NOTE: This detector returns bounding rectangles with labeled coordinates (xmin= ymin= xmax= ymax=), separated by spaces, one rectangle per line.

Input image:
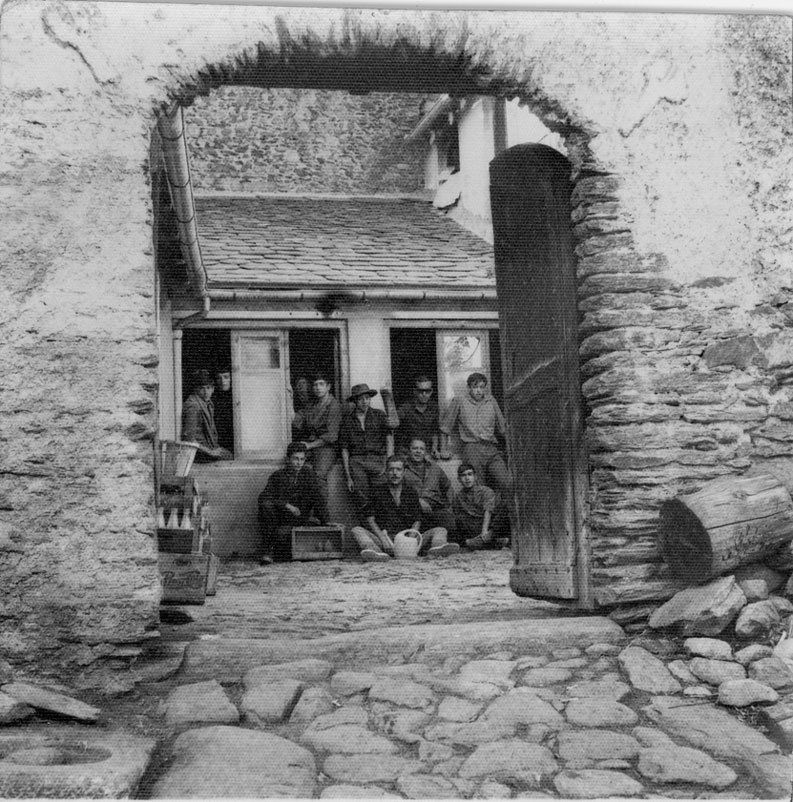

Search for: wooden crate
xmin=157 ymin=527 xmax=202 ymax=554
xmin=159 ymin=553 xmax=208 ymax=604
xmin=291 ymin=525 xmax=344 ymax=561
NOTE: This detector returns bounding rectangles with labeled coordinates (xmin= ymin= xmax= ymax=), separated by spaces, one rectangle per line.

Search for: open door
xmin=232 ymin=331 xmax=289 ymax=461
xmin=490 ymin=144 xmax=590 ymax=605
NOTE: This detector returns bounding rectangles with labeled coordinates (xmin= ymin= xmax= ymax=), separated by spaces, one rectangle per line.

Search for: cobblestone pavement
xmin=137 ymin=554 xmax=793 ymax=799
xmin=142 ymin=640 xmax=792 ymax=799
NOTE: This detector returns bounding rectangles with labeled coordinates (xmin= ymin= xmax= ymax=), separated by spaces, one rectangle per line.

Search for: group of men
xmin=182 ymin=367 xmax=512 ymax=565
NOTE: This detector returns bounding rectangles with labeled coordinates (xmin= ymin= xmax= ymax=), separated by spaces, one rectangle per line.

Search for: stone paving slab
xmin=1 ymin=682 xmax=100 ymax=723
xmin=151 ymin=726 xmax=316 ymax=798
xmin=0 ymin=725 xmax=156 ymax=798
xmin=181 ymin=617 xmax=624 ymax=680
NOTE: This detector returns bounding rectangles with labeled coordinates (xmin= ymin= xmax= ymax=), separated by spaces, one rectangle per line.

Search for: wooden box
xmin=159 ymin=553 xmax=209 ymax=604
xmin=291 ymin=525 xmax=344 ymax=561
xmin=157 ymin=527 xmax=202 ymax=554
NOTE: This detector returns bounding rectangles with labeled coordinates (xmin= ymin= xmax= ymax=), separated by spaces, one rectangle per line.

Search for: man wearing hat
xmin=182 ymin=369 xmax=233 ymax=462
xmin=340 ymin=383 xmax=398 ymax=510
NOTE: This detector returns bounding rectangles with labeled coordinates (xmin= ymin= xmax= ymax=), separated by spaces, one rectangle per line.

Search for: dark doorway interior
xmin=289 ymin=329 xmax=340 ymax=400
xmin=182 ymin=329 xmax=232 ymax=397
xmin=390 ymin=328 xmax=439 ymax=409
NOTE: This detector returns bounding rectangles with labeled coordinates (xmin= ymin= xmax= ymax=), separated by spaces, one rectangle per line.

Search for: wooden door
xmin=490 ymin=144 xmax=589 ymax=604
xmin=232 ymin=331 xmax=289 ymax=461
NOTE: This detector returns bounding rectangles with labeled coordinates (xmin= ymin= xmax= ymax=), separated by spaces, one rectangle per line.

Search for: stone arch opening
xmin=150 ymin=17 xmax=603 ymax=610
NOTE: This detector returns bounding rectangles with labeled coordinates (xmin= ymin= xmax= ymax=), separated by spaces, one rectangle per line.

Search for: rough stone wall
xmin=567 ymin=15 xmax=793 ymax=606
xmin=0 ymin=3 xmax=791 ymax=669
xmin=185 ymin=87 xmax=427 ymax=194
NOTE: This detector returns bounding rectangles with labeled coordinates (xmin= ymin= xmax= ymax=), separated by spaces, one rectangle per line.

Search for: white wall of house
xmin=457 ymin=97 xmax=497 ymax=223
xmin=433 ymin=97 xmax=567 ymax=242
xmin=347 ymin=315 xmax=392 ymax=407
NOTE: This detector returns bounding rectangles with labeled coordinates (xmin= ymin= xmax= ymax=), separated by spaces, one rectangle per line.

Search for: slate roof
xmin=194 ymin=196 xmax=494 ymax=290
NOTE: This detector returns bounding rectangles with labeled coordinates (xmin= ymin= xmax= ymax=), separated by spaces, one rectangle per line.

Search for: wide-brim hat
xmin=347 ymin=383 xmax=378 ymax=402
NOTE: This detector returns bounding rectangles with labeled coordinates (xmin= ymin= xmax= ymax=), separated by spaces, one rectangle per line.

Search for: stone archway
xmin=2 ymin=4 xmax=790 ymax=671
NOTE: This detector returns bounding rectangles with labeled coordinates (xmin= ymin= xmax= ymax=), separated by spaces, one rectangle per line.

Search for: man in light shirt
xmin=440 ymin=372 xmax=513 ymax=503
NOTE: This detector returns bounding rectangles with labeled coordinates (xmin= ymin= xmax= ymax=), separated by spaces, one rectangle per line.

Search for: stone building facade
xmin=185 ymin=87 xmax=427 ymax=195
xmin=1 ymin=3 xmax=791 ymax=672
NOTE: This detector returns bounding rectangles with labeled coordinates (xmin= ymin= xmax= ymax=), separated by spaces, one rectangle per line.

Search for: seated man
xmin=452 ymin=463 xmax=511 ymax=550
xmin=257 ymin=441 xmax=328 ymax=565
xmin=351 ymin=454 xmax=460 ymax=562
xmin=402 ymin=437 xmax=456 ymax=538
xmin=340 ymin=383 xmax=397 ymax=511
xmin=292 ymin=372 xmax=342 ymax=502
xmin=182 ymin=369 xmax=233 ymax=462
xmin=396 ymin=375 xmax=440 ymax=458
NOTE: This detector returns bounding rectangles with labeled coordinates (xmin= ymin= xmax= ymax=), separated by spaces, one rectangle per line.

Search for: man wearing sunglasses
xmin=395 ymin=375 xmax=440 ymax=459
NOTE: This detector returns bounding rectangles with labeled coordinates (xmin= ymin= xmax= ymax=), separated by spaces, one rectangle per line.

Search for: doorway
xmin=289 ymin=329 xmax=341 ymax=403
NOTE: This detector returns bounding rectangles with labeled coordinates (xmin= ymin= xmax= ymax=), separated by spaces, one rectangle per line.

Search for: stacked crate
xmin=157 ymin=473 xmax=219 ymax=604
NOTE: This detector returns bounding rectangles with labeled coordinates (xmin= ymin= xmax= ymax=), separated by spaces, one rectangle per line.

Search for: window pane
xmin=240 ymin=336 xmax=280 ymax=370
xmin=438 ymin=333 xmax=488 ymax=406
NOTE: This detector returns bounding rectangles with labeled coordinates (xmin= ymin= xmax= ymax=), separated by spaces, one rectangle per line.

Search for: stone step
xmin=180 ymin=616 xmax=625 ymax=681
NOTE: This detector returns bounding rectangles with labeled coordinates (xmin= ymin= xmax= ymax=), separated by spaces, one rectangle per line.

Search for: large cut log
xmin=659 ymin=473 xmax=793 ymax=584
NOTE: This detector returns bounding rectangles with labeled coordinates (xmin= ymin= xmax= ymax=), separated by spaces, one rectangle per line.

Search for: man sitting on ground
xmin=402 ymin=438 xmax=456 ymax=538
xmin=351 ymin=455 xmax=460 ymax=562
xmin=257 ymin=441 xmax=328 ymax=565
xmin=452 ymin=463 xmax=511 ymax=550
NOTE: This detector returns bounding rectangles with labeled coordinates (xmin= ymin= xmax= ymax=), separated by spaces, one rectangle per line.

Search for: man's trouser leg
xmin=423 ymin=508 xmax=458 ymax=543
xmin=349 ymin=455 xmax=385 ymax=511
xmin=491 ymin=502 xmax=512 ymax=541
xmin=485 ymin=451 xmax=514 ymax=502
xmin=420 ymin=526 xmax=460 ymax=557
xmin=257 ymin=497 xmax=279 ymax=561
xmin=454 ymin=512 xmax=495 ymax=549
xmin=455 ymin=514 xmax=482 ymax=540
xmin=461 ymin=443 xmax=493 ymax=489
xmin=310 ymin=445 xmax=337 ymax=503
xmin=350 ymin=526 xmax=393 ymax=556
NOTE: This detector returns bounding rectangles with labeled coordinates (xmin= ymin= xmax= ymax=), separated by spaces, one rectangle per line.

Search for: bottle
xmin=166 ymin=508 xmax=179 ymax=529
xmin=156 ymin=507 xmax=166 ymax=529
xmin=181 ymin=510 xmax=192 ymax=530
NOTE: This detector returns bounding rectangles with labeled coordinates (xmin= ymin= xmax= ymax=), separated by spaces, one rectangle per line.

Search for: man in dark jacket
xmin=350 ymin=455 xmax=460 ymax=562
xmin=182 ymin=369 xmax=233 ymax=462
xmin=257 ymin=441 xmax=328 ymax=564
xmin=292 ymin=373 xmax=342 ymax=502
